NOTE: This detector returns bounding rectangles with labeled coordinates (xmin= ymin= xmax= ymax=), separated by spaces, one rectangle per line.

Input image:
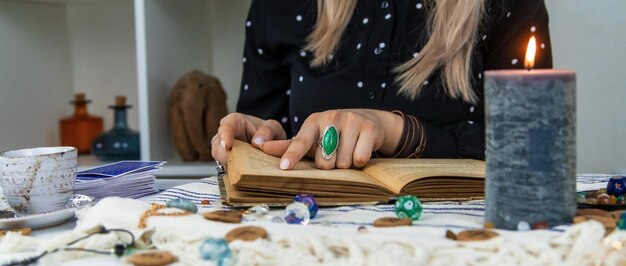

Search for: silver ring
xmin=211 ymin=135 xmax=219 ymax=145
xmin=215 ymin=160 xmax=225 ymax=176
xmin=318 ymin=124 xmax=339 ymax=160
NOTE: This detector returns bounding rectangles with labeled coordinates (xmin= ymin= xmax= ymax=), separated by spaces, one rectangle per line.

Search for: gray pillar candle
xmin=484 ymin=69 xmax=576 ymax=230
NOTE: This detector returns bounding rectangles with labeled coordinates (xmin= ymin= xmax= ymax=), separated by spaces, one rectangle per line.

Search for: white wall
xmin=207 ymin=0 xmax=250 ymax=113
xmin=142 ymin=0 xmax=212 ymax=161
xmin=66 ymin=0 xmax=138 ymax=131
xmin=0 ymin=2 xmax=72 ymax=150
xmin=546 ymin=1 xmax=626 ymax=173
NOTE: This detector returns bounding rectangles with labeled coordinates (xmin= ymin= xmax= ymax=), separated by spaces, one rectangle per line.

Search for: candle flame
xmin=524 ymin=36 xmax=537 ymax=70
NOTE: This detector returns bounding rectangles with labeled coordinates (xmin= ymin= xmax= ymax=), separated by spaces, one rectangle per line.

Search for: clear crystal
xmin=284 ymin=202 xmax=310 ymax=225
xmin=517 ymin=221 xmax=531 ymax=231
xmin=65 ymin=194 xmax=96 ymax=209
xmin=245 ymin=204 xmax=270 ymax=218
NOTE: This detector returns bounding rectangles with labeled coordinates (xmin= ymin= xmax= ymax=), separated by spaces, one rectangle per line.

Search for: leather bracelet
xmin=406 ymin=114 xmax=427 ymax=158
xmin=384 ymin=110 xmax=427 ymax=158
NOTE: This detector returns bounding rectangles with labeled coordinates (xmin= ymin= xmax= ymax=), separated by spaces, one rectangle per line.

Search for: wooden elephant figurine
xmin=168 ymin=71 xmax=228 ymax=161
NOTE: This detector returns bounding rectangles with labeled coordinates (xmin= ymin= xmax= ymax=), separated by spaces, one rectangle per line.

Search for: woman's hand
xmin=211 ymin=113 xmax=287 ymax=167
xmin=260 ymin=109 xmax=403 ymax=170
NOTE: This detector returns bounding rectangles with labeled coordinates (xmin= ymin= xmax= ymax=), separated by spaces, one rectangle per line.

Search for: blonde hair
xmin=305 ymin=0 xmax=485 ymax=104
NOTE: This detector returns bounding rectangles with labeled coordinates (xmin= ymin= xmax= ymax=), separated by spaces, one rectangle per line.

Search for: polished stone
xmin=284 ymin=202 xmax=311 ymax=225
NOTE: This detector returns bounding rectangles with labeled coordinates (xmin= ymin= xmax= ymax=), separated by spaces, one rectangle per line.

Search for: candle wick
xmin=526 ymin=68 xmax=532 ymax=72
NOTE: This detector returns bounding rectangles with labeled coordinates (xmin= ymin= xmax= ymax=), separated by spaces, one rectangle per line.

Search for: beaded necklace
xmin=138 ymin=203 xmax=192 ymax=229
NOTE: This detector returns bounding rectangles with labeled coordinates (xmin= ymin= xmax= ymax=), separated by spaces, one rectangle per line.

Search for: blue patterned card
xmin=77 ymin=161 xmax=165 ymax=180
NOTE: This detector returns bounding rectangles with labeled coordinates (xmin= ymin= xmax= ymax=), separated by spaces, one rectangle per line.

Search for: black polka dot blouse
xmin=236 ymin=0 xmax=553 ymax=160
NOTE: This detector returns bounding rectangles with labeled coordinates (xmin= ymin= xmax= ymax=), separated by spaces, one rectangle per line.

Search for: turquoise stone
xmin=619 ymin=213 xmax=626 ymax=230
xmin=576 ymin=192 xmax=586 ymax=203
xmin=394 ymin=195 xmax=423 ymax=221
xmin=166 ymin=198 xmax=198 ymax=213
xmin=321 ymin=125 xmax=338 ymax=158
xmin=199 ymin=238 xmax=231 ymax=266
xmin=618 ymin=195 xmax=626 ymax=204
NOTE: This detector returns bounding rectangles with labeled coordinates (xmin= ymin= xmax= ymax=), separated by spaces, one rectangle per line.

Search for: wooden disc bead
xmin=203 ymin=210 xmax=243 ymax=223
xmin=373 ymin=217 xmax=413 ymax=227
xmin=127 ymin=251 xmax=175 ymax=266
xmin=225 ymin=226 xmax=268 ymax=243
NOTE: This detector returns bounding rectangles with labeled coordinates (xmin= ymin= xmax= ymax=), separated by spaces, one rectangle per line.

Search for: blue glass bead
xmin=293 ymin=194 xmax=319 ymax=219
xmin=394 ymin=195 xmax=423 ymax=221
xmin=284 ymin=202 xmax=311 ymax=225
xmin=166 ymin=198 xmax=198 ymax=214
xmin=619 ymin=212 xmax=626 ymax=230
xmin=199 ymin=238 xmax=231 ymax=266
xmin=607 ymin=176 xmax=626 ymax=196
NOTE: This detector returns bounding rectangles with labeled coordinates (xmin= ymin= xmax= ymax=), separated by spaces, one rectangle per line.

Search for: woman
xmin=211 ymin=0 xmax=552 ymax=170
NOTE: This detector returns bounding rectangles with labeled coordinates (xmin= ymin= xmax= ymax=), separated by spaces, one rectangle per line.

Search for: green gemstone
xmin=322 ymin=125 xmax=338 ymax=158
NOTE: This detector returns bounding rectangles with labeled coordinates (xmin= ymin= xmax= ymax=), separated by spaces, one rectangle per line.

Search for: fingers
xmin=260 ymin=139 xmax=292 ymax=157
xmin=217 ymin=113 xmax=244 ymax=151
xmin=278 ymin=110 xmax=381 ymax=170
xmin=251 ymin=119 xmax=287 ymax=148
xmin=352 ymin=120 xmax=377 ymax=168
xmin=280 ymin=119 xmax=320 ymax=170
xmin=211 ymin=113 xmax=267 ymax=165
xmin=210 ymin=133 xmax=228 ymax=166
xmin=335 ymin=116 xmax=360 ymax=169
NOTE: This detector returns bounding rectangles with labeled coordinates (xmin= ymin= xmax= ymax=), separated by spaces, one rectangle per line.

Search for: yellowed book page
xmin=229 ymin=140 xmax=394 ymax=192
xmin=362 ymin=159 xmax=486 ymax=194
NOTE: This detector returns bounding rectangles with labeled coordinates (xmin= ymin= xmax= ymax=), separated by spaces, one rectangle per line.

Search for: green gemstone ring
xmin=319 ymin=124 xmax=339 ymax=160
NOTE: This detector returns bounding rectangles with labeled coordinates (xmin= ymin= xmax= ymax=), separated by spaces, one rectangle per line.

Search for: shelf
xmin=0 ymin=0 xmax=248 ymax=177
xmin=77 ymin=155 xmax=217 ymax=177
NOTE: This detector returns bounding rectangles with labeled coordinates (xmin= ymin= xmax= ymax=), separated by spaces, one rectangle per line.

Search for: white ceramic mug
xmin=0 ymin=147 xmax=77 ymax=214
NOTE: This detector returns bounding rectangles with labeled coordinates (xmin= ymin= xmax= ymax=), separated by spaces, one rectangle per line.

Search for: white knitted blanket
xmin=1 ymin=174 xmax=625 ymax=265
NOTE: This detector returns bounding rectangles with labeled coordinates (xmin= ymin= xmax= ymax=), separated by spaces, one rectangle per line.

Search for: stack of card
xmin=74 ymin=161 xmax=165 ymax=199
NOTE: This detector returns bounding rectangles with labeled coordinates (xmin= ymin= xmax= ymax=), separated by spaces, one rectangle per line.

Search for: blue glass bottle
xmin=92 ymin=96 xmax=140 ymax=161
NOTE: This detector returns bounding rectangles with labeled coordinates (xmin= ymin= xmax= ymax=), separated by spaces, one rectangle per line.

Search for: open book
xmin=221 ymin=140 xmax=485 ymax=206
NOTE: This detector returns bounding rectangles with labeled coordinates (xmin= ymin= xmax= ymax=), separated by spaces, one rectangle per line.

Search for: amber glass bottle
xmin=60 ymin=93 xmax=104 ymax=154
